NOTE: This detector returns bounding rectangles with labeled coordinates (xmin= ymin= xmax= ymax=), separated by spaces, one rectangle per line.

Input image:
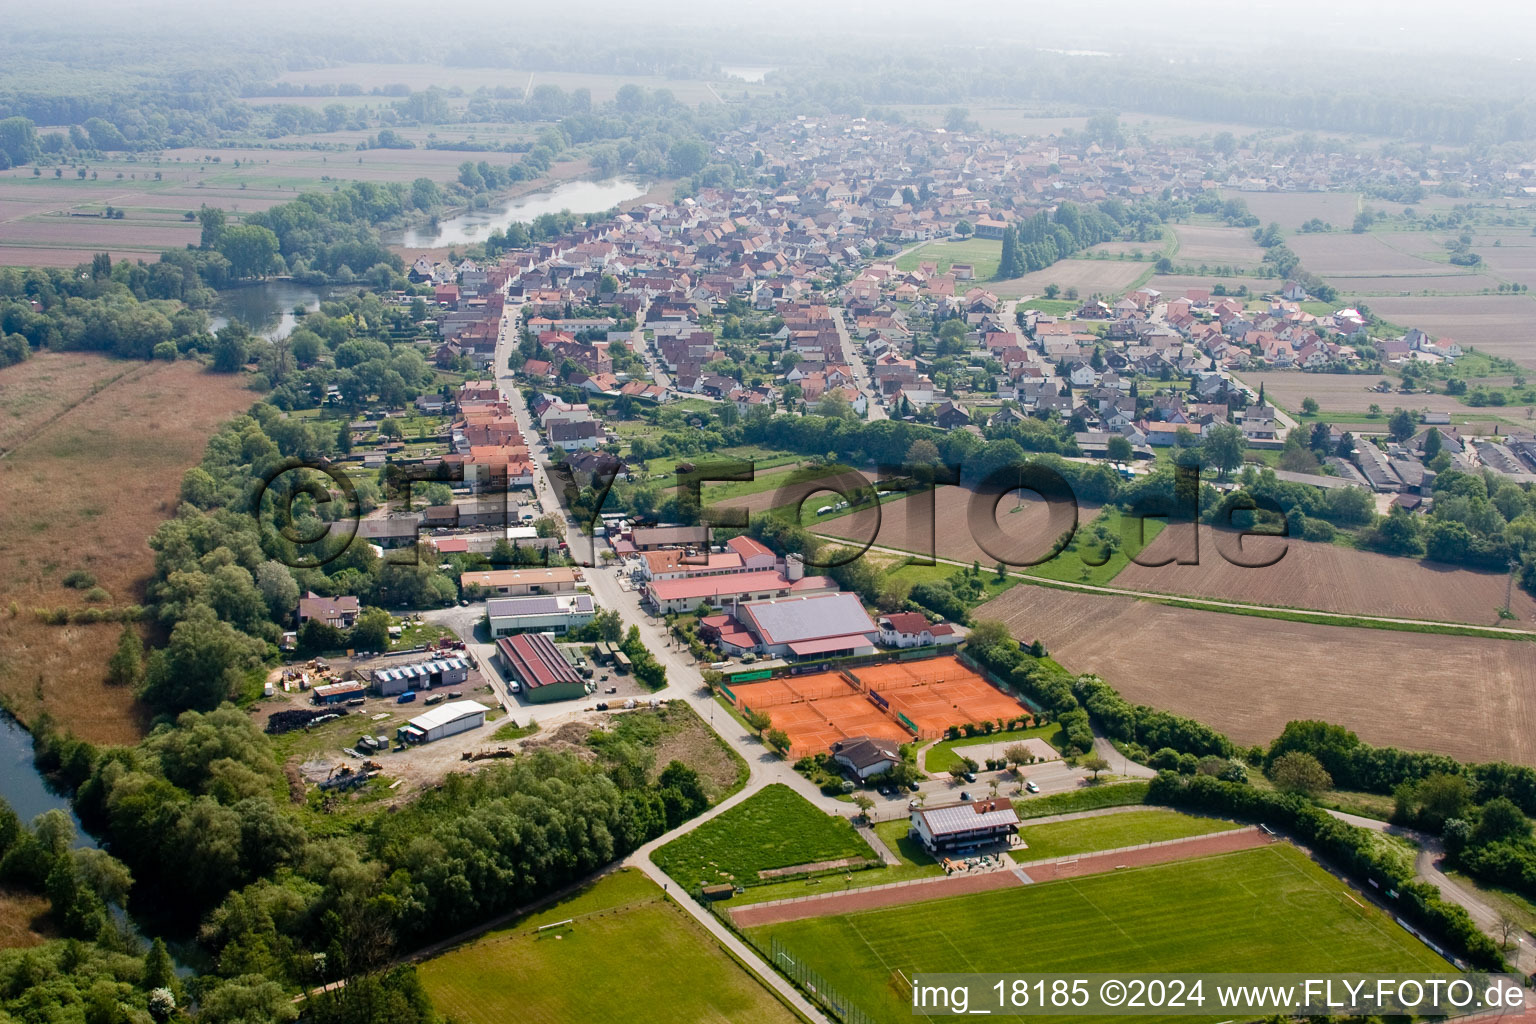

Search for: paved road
xmin=829 ymin=307 xmax=885 ymax=421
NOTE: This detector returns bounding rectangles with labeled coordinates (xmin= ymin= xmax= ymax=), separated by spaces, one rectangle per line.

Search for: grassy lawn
xmin=1022 ymin=506 xmax=1165 ymax=587
xmin=1018 ymin=298 xmax=1078 ymax=316
xmin=1011 ymin=809 xmax=1240 ymax=861
xmin=652 ymin=783 xmax=877 ymax=887
xmin=923 ymin=722 xmax=1067 ymax=774
xmin=895 ymin=237 xmax=1004 ymax=280
xmin=885 ymin=560 xmax=1019 ymax=607
xmin=754 ymin=844 xmax=1445 ymax=1024
xmin=419 ymin=869 xmax=802 ymax=1024
xmin=873 ymin=819 xmax=938 ymax=868
xmin=1013 ymin=781 xmax=1149 ymax=820
xmin=1316 ymin=788 xmax=1399 ymax=822
xmin=390 ymin=619 xmax=459 ymax=651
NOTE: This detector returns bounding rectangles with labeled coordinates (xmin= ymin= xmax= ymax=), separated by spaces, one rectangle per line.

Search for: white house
xmin=877 ymin=612 xmax=960 ymax=649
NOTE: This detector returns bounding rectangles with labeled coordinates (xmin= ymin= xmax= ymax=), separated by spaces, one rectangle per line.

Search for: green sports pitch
xmin=751 ymin=844 xmax=1449 ymax=1024
xmin=420 ymin=869 xmax=800 ymax=1024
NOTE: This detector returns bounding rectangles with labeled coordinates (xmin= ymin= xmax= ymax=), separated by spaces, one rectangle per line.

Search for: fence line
xmin=736 ymin=827 xmax=1259 ymax=912
xmin=704 ymin=898 xmax=880 ymax=1024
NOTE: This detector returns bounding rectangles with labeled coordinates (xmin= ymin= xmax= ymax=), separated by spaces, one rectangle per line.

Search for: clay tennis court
xmin=850 ymin=658 xmax=1030 ymax=739
xmin=730 ymin=828 xmax=1271 ymax=927
xmin=729 ymin=659 xmax=1028 ymax=755
xmin=730 ymin=672 xmax=912 ymax=758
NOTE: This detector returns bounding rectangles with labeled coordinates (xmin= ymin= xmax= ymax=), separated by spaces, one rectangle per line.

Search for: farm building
xmin=830 ymin=736 xmax=902 ymax=780
xmin=911 ymin=799 xmax=1019 ymax=855
xmin=397 ymin=700 xmax=490 ymax=745
xmin=460 ymin=566 xmax=581 ymax=596
xmin=311 ymin=680 xmax=367 ymax=705
xmin=496 ymin=633 xmax=589 ymax=703
xmin=370 ymin=656 xmax=470 ymax=697
xmin=486 ymin=593 xmax=596 ymax=636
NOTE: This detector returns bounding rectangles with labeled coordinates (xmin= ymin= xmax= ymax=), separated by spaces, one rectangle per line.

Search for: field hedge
xmin=1148 ymin=772 xmax=1505 ymax=971
xmin=1266 ymin=720 xmax=1536 ymax=816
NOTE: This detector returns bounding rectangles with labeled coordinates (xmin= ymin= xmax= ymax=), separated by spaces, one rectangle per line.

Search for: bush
xmin=61 ymin=570 xmax=96 ymax=589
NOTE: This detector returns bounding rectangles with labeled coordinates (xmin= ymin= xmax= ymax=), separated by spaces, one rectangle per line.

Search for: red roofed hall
xmin=495 ymin=633 xmax=588 ymax=703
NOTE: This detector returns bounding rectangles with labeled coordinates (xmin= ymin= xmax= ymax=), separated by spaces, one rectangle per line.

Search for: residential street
xmin=829 ymin=307 xmax=884 ymax=420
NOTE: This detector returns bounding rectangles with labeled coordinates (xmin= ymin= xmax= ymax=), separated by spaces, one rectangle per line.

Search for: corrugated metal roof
xmin=407 ymin=700 xmax=489 ymax=732
xmin=486 ymin=594 xmax=594 ymax=617
xmin=745 ymin=593 xmax=878 ymax=646
xmin=919 ymin=800 xmax=1019 ymax=837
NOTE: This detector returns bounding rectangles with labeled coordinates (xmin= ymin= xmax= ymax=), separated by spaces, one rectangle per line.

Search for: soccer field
xmin=420 ymin=870 xmax=801 ymax=1024
xmin=753 ymin=845 xmax=1447 ymax=1024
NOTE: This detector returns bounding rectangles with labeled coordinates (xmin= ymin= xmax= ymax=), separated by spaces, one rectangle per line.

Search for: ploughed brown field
xmin=1170 ymin=223 xmax=1265 ymax=266
xmin=1288 ymin=231 xmax=1448 ymax=276
xmin=0 ymin=352 xmax=254 ymax=743
xmin=1221 ymin=191 xmax=1362 ymax=231
xmin=1364 ymin=295 xmax=1536 ymax=369
xmin=814 ymin=485 xmax=1089 ymax=567
xmin=974 ymin=584 xmax=1536 ymax=765
xmin=1232 ymin=370 xmax=1490 ymax=418
xmin=1115 ymin=523 xmax=1536 ymax=629
xmin=995 ymin=259 xmax=1150 ymax=300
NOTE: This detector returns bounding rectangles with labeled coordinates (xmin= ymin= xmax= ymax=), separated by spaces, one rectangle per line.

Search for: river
xmin=0 ymin=712 xmax=94 ymax=847
xmin=208 ymin=280 xmax=326 ymax=341
xmin=397 ymin=177 xmax=650 ymax=249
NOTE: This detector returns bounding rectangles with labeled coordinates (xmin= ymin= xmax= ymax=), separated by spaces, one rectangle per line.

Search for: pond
xmin=209 ymin=280 xmax=327 ymax=341
xmin=398 ymin=177 xmax=650 ymax=249
xmin=0 ymin=711 xmax=94 ymax=847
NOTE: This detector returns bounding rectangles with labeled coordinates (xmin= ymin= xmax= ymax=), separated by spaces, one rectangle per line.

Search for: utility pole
xmin=1504 ymin=557 xmax=1519 ymax=618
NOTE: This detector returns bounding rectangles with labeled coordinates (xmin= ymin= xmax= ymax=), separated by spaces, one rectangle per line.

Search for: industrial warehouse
xmin=396 ymin=700 xmax=490 ymax=745
xmin=370 ymin=656 xmax=471 ymax=697
xmin=495 ymin=632 xmax=590 ymax=703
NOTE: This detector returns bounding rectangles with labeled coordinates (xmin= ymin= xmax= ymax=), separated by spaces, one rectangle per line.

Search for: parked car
xmin=396 ymin=692 xmax=416 ymax=704
xmin=962 ymin=771 xmax=977 ymax=784
xmin=959 ymin=791 xmax=972 ymax=801
xmin=1025 ymin=781 xmax=1040 ymax=794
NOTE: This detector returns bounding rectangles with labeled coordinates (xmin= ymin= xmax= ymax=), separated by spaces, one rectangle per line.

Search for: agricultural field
xmin=1146 ymin=273 xmax=1274 ymax=297
xmin=754 ymin=844 xmax=1443 ymax=1024
xmin=814 ymin=485 xmax=1093 ymax=571
xmin=1326 ymin=272 xmax=1505 ymax=295
xmin=1114 ymin=523 xmax=1536 ymax=629
xmin=973 ymin=584 xmax=1536 ymax=765
xmin=0 ymin=352 xmax=256 ymax=743
xmin=1012 ymin=809 xmax=1241 ymax=861
xmin=419 ymin=869 xmax=801 ymax=1024
xmin=1170 ymin=223 xmax=1265 ymax=266
xmin=1364 ymin=295 xmax=1536 ymax=370
xmin=1224 ymin=191 xmax=1363 ymax=231
xmin=996 ymin=258 xmax=1150 ymax=301
xmin=651 ymin=783 xmax=877 ymax=887
xmin=1289 ymin=230 xmax=1451 ymax=277
xmin=1233 ymin=369 xmax=1503 ymax=420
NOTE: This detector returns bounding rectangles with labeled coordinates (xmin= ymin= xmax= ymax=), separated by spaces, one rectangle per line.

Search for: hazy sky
xmin=4 ymin=0 xmax=1535 ymax=68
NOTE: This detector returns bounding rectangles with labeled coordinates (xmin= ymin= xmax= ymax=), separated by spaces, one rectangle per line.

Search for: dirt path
xmin=731 ymin=828 xmax=1270 ymax=928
